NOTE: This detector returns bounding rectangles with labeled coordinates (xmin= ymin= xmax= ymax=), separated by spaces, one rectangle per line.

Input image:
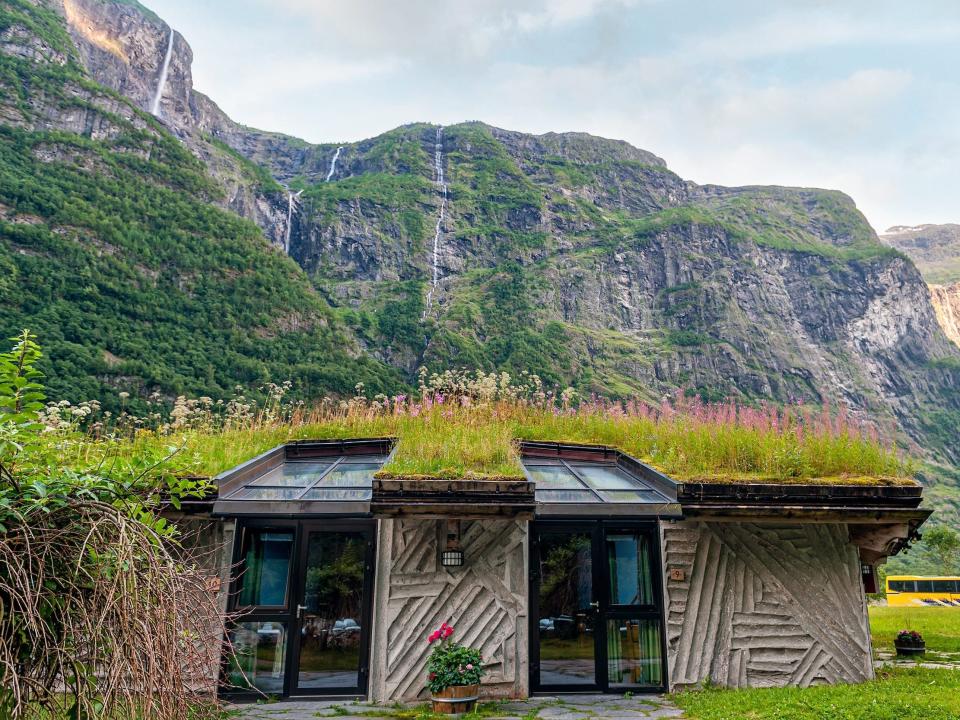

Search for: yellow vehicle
xmin=886 ymin=575 xmax=960 ymax=606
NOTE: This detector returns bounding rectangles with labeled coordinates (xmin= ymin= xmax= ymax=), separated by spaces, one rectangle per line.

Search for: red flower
xmin=429 ymin=672 xmax=437 ymax=680
xmin=428 ymin=630 xmax=441 ymax=643
xmin=443 ymin=625 xmax=454 ymax=638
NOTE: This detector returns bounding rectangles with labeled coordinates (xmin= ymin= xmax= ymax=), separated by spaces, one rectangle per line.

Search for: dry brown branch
xmin=0 ymin=501 xmax=226 ymax=719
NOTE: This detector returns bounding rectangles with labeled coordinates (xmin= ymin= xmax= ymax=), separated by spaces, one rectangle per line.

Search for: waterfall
xmin=325 ymin=146 xmax=343 ymax=182
xmin=423 ymin=126 xmax=447 ymax=317
xmin=284 ymin=190 xmax=303 ymax=254
xmin=150 ymin=30 xmax=174 ymax=118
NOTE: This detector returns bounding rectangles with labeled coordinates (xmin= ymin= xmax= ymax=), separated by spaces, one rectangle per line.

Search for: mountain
xmin=1 ymin=0 xmax=959 ymax=475
xmin=881 ymin=224 xmax=960 ymax=347
xmin=0 ymin=0 xmax=404 ymax=407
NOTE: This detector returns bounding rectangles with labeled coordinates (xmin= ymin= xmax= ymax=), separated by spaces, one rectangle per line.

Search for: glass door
xmin=532 ymin=529 xmax=599 ymax=690
xmin=531 ymin=522 xmax=665 ymax=693
xmin=226 ymin=520 xmax=375 ymax=698
xmin=292 ymin=526 xmax=374 ymax=695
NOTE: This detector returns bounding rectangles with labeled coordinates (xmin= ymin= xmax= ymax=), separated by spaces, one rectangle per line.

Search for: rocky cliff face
xmin=50 ymin=0 xmax=295 ymax=249
xmin=930 ymin=284 xmax=960 ymax=347
xmin=882 ymin=224 xmax=960 ymax=348
xmin=7 ymin=0 xmax=960 ymax=466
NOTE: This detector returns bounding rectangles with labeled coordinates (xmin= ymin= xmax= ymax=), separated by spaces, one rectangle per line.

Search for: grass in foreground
xmin=673 ymin=667 xmax=960 ymax=720
xmin=870 ymin=606 xmax=960 ymax=654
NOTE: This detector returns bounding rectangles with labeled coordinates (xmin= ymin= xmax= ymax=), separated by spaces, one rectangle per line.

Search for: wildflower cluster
xmin=896 ymin=630 xmax=924 ymax=646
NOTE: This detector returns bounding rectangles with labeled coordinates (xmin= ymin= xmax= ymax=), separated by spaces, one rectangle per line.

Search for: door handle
xmin=589 ymin=601 xmax=599 ymax=610
xmin=296 ymin=604 xmax=308 ymax=619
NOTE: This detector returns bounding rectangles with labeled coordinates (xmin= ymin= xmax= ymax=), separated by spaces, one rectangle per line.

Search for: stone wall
xmin=370 ymin=519 xmax=528 ymax=702
xmin=661 ymin=521 xmax=873 ymax=689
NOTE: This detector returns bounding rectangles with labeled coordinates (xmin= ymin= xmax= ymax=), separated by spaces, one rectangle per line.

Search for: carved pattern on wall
xmin=372 ymin=519 xmax=528 ymax=701
xmin=662 ymin=521 xmax=872 ymax=689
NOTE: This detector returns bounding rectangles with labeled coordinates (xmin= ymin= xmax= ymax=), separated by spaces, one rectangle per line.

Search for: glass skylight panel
xmin=573 ymin=465 xmax=641 ymax=490
xmin=225 ymin=454 xmax=386 ymax=501
xmin=522 ymin=455 xmax=669 ymax=506
xmin=316 ymin=463 xmax=382 ymax=487
xmin=536 ymin=489 xmax=601 ymax=503
xmin=301 ymin=488 xmax=372 ymax=501
xmin=249 ymin=461 xmax=332 ymax=487
xmin=232 ymin=487 xmax=306 ymax=500
xmin=598 ymin=489 xmax=665 ymax=503
xmin=525 ymin=465 xmax=583 ymax=489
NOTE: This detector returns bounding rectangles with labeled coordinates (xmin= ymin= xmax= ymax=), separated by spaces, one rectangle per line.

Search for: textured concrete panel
xmin=661 ymin=521 xmax=873 ymax=689
xmin=370 ymin=519 xmax=528 ymax=702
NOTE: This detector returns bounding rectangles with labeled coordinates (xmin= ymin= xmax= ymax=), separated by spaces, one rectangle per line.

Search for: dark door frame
xmin=529 ymin=519 xmax=668 ymax=694
xmin=223 ymin=518 xmax=377 ymax=699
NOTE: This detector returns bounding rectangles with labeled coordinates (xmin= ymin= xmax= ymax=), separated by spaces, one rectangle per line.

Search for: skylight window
xmin=521 ymin=458 xmax=672 ymax=506
xmin=225 ymin=456 xmax=387 ymax=502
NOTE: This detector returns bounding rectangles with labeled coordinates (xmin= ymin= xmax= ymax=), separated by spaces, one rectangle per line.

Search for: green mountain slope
xmin=1 ymin=0 xmax=958 ymax=479
xmin=0 ymin=0 xmax=403 ymax=410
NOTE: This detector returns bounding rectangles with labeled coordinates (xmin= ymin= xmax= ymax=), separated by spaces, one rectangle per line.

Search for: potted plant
xmin=894 ymin=629 xmax=925 ymax=656
xmin=426 ymin=622 xmax=484 ymax=715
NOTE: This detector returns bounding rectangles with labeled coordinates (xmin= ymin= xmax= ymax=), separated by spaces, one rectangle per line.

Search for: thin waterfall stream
xmin=284 ymin=189 xmax=303 ymax=254
xmin=150 ymin=30 xmax=174 ymax=117
xmin=325 ymin=146 xmax=343 ymax=182
xmin=423 ymin=126 xmax=446 ymax=316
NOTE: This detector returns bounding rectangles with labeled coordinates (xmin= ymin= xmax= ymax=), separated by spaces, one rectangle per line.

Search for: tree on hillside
xmin=923 ymin=525 xmax=960 ymax=575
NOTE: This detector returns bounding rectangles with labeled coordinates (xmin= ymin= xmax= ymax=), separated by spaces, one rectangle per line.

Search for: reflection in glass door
xmin=227 ymin=521 xmax=374 ymax=698
xmin=295 ymin=530 xmax=370 ymax=692
xmin=531 ymin=523 xmax=665 ymax=693
xmin=535 ymin=531 xmax=597 ymax=689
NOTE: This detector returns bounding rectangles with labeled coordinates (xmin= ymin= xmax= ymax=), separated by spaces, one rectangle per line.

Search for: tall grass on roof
xmin=42 ymin=369 xmax=912 ymax=486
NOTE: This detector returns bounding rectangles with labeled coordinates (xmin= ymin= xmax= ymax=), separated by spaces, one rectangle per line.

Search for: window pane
xmin=536 ymin=489 xmax=601 ymax=503
xmin=226 ymin=622 xmax=287 ymax=694
xmin=917 ymin=580 xmax=934 ymax=593
xmin=317 ymin=463 xmax=381 ymax=487
xmin=599 ymin=490 xmax=664 ymax=503
xmin=238 ymin=531 xmax=293 ymax=606
xmin=933 ymin=580 xmax=954 ymax=593
xmin=250 ymin=462 xmax=331 ymax=487
xmin=573 ymin=465 xmax=639 ymax=490
xmin=526 ymin=465 xmax=584 ymax=489
xmin=607 ymin=619 xmax=662 ymax=687
xmin=606 ymin=532 xmax=654 ymax=606
xmin=233 ymin=487 xmax=304 ymax=500
xmin=301 ymin=488 xmax=372 ymax=501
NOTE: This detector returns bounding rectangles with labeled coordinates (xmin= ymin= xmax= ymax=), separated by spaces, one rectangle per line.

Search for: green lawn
xmin=869 ymin=606 xmax=960 ymax=654
xmin=673 ymin=667 xmax=960 ymax=720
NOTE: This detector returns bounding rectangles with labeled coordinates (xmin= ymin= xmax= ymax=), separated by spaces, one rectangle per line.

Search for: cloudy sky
xmin=148 ymin=0 xmax=959 ymax=232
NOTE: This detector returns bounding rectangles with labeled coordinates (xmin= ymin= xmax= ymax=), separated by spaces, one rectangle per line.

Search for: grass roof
xmin=47 ymin=376 xmax=914 ymax=488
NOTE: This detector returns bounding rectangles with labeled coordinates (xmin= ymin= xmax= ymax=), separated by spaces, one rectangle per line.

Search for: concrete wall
xmin=661 ymin=521 xmax=873 ymax=689
xmin=370 ymin=518 xmax=528 ymax=702
xmin=172 ymin=516 xmax=236 ymax=692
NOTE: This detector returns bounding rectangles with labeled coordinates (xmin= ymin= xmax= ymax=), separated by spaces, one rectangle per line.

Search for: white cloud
xmin=678 ymin=8 xmax=960 ymax=64
xmin=261 ymin=0 xmax=641 ymax=60
xmin=148 ymin=0 xmax=960 ymax=230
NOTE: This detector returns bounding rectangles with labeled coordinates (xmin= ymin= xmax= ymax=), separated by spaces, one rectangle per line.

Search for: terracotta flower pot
xmin=430 ymin=683 xmax=479 ymax=715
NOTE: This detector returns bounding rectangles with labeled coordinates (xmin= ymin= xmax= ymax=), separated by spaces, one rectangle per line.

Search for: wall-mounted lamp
xmin=441 ymin=520 xmax=465 ymax=567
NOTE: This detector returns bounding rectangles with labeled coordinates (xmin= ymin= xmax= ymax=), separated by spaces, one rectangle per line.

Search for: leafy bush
xmin=0 ymin=332 xmax=224 ymax=720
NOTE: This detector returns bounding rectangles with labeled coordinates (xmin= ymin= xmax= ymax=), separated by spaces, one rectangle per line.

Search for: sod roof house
xmin=173 ymin=432 xmax=929 ymax=702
